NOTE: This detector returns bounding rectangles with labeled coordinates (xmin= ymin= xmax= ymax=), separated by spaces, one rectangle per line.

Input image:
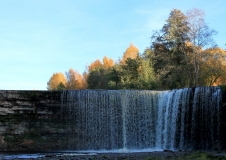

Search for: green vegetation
xmin=47 ymin=8 xmax=226 ymax=90
xmin=144 ymin=151 xmax=226 ymax=160
xmin=3 ymin=135 xmax=15 ymax=143
xmin=171 ymin=151 xmax=226 ymax=160
xmin=220 ymin=85 xmax=226 ymax=93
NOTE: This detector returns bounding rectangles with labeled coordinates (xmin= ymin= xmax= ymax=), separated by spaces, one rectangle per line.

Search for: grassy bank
xmin=146 ymin=151 xmax=226 ymax=160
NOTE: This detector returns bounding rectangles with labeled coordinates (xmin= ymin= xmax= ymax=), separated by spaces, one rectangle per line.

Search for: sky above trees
xmin=0 ymin=0 xmax=225 ymax=90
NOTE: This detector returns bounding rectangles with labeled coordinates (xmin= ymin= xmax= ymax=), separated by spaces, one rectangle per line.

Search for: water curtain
xmin=61 ymin=87 xmax=221 ymax=151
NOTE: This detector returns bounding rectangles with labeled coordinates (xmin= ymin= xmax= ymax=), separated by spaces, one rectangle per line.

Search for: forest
xmin=47 ymin=8 xmax=226 ymax=90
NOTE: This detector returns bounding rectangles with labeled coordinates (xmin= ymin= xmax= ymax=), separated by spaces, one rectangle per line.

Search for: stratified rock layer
xmin=0 ymin=88 xmax=225 ymax=152
xmin=0 ymin=90 xmax=64 ymax=151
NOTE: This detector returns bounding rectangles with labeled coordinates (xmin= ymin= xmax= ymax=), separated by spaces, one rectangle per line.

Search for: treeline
xmin=47 ymin=8 xmax=226 ymax=90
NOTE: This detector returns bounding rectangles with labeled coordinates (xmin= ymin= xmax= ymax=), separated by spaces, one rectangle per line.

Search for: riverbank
xmin=1 ymin=151 xmax=226 ymax=160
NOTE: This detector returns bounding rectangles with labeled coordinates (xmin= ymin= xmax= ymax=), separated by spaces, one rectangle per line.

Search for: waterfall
xmin=61 ymin=87 xmax=222 ymax=151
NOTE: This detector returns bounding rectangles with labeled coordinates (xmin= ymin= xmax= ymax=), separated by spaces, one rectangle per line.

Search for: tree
xmin=107 ymin=65 xmax=121 ymax=89
xmin=137 ymin=55 xmax=157 ymax=89
xmin=47 ymin=72 xmax=67 ymax=90
xmin=120 ymin=43 xmax=139 ymax=65
xmin=88 ymin=59 xmax=103 ymax=72
xmin=108 ymin=55 xmax=156 ymax=89
xmin=87 ymin=67 xmax=109 ymax=89
xmin=199 ymin=47 xmax=226 ymax=86
xmin=121 ymin=57 xmax=141 ymax=88
xmin=151 ymin=9 xmax=191 ymax=89
xmin=56 ymin=82 xmax=66 ymax=90
xmin=86 ymin=56 xmax=115 ymax=89
xmin=82 ymin=72 xmax=88 ymax=89
xmin=186 ymin=8 xmax=217 ymax=86
xmin=103 ymin=56 xmax=114 ymax=69
xmin=65 ymin=68 xmax=84 ymax=89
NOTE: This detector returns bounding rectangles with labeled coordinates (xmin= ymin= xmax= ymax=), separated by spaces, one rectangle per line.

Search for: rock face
xmin=0 ymin=89 xmax=226 ymax=152
xmin=0 ymin=90 xmax=65 ymax=151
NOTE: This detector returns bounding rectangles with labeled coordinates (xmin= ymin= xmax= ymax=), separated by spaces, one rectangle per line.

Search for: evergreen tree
xmin=151 ymin=9 xmax=191 ymax=89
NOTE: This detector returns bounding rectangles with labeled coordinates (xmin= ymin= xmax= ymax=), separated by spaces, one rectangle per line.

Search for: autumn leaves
xmin=48 ymin=43 xmax=137 ymax=90
xmin=47 ymin=8 xmax=226 ymax=90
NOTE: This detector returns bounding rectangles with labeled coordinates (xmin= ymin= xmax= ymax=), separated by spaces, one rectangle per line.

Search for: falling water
xmin=61 ymin=87 xmax=222 ymax=151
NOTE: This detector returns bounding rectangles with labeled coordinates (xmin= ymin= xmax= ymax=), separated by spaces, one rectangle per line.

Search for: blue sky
xmin=0 ymin=0 xmax=225 ymax=90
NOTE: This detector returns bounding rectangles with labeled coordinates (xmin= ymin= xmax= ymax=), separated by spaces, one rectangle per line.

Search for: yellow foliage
xmin=120 ymin=43 xmax=139 ymax=65
xmin=200 ymin=47 xmax=226 ymax=86
xmin=82 ymin=72 xmax=89 ymax=89
xmin=88 ymin=59 xmax=102 ymax=72
xmin=103 ymin=56 xmax=114 ymax=69
xmin=66 ymin=68 xmax=85 ymax=89
xmin=47 ymin=72 xmax=66 ymax=90
xmin=185 ymin=41 xmax=193 ymax=47
xmin=88 ymin=56 xmax=114 ymax=72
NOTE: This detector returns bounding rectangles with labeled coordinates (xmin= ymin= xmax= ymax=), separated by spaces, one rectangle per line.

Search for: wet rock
xmin=20 ymin=140 xmax=34 ymax=147
xmin=0 ymin=108 xmax=14 ymax=115
xmin=16 ymin=100 xmax=31 ymax=106
xmin=163 ymin=149 xmax=174 ymax=152
xmin=1 ymin=101 xmax=13 ymax=107
xmin=0 ymin=135 xmax=4 ymax=144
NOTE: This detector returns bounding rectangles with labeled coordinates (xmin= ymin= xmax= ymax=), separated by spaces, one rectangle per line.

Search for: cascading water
xmin=61 ymin=87 xmax=222 ymax=151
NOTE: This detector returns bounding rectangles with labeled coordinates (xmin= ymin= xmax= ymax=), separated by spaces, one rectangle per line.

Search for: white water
xmin=61 ymin=87 xmax=222 ymax=151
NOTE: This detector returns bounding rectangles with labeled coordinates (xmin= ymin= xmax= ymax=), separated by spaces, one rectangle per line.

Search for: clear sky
xmin=0 ymin=0 xmax=225 ymax=90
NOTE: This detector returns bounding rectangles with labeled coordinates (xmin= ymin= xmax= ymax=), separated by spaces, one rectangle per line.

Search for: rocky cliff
xmin=0 ymin=89 xmax=225 ymax=152
xmin=0 ymin=90 xmax=66 ymax=151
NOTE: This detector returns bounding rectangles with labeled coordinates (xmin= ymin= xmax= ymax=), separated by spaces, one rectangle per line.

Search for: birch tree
xmin=186 ymin=8 xmax=217 ymax=86
xmin=65 ymin=68 xmax=84 ymax=89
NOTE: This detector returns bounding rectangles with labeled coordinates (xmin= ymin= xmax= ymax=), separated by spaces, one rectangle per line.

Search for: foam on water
xmin=0 ymin=154 xmax=45 ymax=159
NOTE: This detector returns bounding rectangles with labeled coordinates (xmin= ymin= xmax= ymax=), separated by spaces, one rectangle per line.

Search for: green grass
xmin=144 ymin=151 xmax=226 ymax=160
xmin=171 ymin=151 xmax=226 ymax=160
